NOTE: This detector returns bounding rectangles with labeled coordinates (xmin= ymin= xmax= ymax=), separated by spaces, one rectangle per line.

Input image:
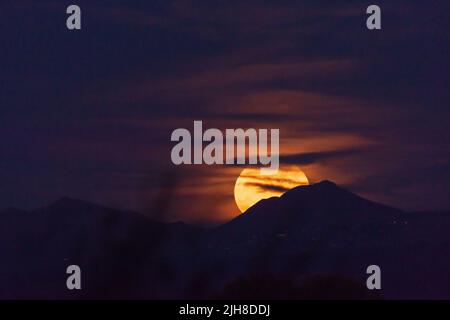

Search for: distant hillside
xmin=0 ymin=182 xmax=449 ymax=299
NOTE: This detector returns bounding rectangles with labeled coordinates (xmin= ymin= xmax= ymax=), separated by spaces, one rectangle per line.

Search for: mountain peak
xmin=44 ymin=197 xmax=108 ymax=212
xmin=282 ymin=180 xmax=345 ymax=199
xmin=315 ymin=180 xmax=338 ymax=188
xmin=309 ymin=180 xmax=346 ymax=194
xmin=53 ymin=196 xmax=91 ymax=206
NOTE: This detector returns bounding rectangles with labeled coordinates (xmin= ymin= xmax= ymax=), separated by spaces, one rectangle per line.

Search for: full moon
xmin=234 ymin=166 xmax=309 ymax=213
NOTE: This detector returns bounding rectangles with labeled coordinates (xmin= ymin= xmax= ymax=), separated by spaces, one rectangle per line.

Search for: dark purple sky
xmin=0 ymin=0 xmax=449 ymax=223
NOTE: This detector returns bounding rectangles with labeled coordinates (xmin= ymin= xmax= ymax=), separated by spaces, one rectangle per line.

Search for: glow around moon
xmin=234 ymin=166 xmax=309 ymax=213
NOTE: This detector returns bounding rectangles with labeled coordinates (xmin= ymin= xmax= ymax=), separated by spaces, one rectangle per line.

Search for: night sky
xmin=1 ymin=0 xmax=449 ymax=224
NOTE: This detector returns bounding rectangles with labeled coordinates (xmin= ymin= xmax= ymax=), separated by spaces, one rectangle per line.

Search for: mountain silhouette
xmin=208 ymin=181 xmax=450 ymax=299
xmin=0 ymin=182 xmax=449 ymax=299
xmin=215 ymin=180 xmax=404 ymax=244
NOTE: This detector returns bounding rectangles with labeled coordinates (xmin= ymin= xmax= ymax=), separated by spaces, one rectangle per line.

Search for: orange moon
xmin=234 ymin=166 xmax=309 ymax=213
